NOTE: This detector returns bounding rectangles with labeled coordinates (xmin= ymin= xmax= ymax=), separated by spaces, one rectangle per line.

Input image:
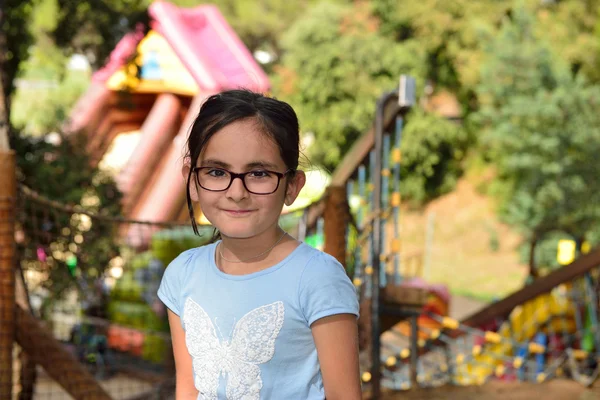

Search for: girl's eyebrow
xmin=200 ymin=159 xmax=279 ymax=170
xmin=200 ymin=159 xmax=230 ymax=168
xmin=245 ymin=161 xmax=279 ymax=169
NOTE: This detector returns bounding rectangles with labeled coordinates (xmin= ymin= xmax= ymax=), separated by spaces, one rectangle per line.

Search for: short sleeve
xmin=299 ymin=252 xmax=359 ymax=326
xmin=157 ymin=249 xmax=196 ymax=316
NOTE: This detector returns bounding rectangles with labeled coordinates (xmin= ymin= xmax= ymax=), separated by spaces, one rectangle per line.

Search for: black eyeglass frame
xmin=192 ymin=167 xmax=294 ymax=195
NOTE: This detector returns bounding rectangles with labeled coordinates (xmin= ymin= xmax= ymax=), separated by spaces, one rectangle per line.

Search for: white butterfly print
xmin=182 ymin=298 xmax=285 ymax=400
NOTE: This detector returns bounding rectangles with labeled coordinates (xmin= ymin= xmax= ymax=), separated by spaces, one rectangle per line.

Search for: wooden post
xmin=529 ymin=237 xmax=539 ymax=279
xmin=323 ymin=186 xmax=350 ymax=267
xmin=16 ymin=268 xmax=36 ymax=400
xmin=0 ymin=150 xmax=16 ymax=399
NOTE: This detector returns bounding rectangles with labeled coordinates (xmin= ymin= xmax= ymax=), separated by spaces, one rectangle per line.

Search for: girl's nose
xmin=225 ymin=176 xmax=249 ymax=201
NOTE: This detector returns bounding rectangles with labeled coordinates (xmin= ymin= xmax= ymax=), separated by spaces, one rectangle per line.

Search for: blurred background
xmin=2 ymin=0 xmax=600 ymax=399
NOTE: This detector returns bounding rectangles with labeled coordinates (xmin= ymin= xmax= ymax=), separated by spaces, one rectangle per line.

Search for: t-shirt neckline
xmin=210 ymin=240 xmax=307 ymax=281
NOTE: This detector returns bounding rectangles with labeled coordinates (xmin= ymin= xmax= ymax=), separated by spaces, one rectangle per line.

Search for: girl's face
xmin=192 ymin=118 xmax=305 ymax=239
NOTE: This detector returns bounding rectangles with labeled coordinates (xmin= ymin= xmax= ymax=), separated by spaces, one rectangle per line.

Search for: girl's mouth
xmin=222 ymin=209 xmax=254 ymax=216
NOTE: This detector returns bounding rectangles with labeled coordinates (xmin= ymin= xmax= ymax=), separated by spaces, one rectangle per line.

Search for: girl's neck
xmin=217 ymin=227 xmax=295 ymax=275
xmin=221 ymin=227 xmax=284 ymax=258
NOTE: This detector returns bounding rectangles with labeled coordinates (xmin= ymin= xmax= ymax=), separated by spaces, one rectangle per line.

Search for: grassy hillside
xmin=397 ymin=170 xmax=527 ymax=302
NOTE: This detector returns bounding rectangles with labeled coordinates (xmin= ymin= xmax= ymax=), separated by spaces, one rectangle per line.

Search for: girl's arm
xmin=167 ymin=310 xmax=199 ymax=400
xmin=312 ymin=314 xmax=361 ymax=400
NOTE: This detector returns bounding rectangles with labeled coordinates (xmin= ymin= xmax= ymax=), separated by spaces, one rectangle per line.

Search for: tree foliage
xmin=274 ymin=2 xmax=426 ymax=168
xmin=534 ymin=0 xmax=600 ymax=82
xmin=472 ymin=6 xmax=600 ymax=273
xmin=400 ymin=111 xmax=470 ymax=204
xmin=217 ymin=0 xmax=327 ymax=62
xmin=12 ymin=132 xmax=123 ymax=304
xmin=371 ymin=0 xmax=510 ymax=92
xmin=371 ymin=0 xmax=600 ymax=99
xmin=11 ymin=70 xmax=89 ymax=135
xmin=53 ymin=0 xmax=151 ymax=68
xmin=482 ymin=79 xmax=600 ymax=239
xmin=1 ymin=0 xmax=34 ymax=124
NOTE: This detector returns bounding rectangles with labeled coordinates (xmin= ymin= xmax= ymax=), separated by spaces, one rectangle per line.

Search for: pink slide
xmin=148 ymin=2 xmax=270 ymax=93
xmin=125 ymin=94 xmax=209 ymax=246
xmin=117 ymin=93 xmax=182 ymax=212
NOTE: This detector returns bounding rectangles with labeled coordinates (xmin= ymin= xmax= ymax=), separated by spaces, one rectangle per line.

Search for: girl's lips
xmin=222 ymin=209 xmax=254 ymax=216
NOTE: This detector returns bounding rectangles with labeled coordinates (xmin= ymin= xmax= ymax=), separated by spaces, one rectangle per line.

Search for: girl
xmin=157 ymin=90 xmax=361 ymax=400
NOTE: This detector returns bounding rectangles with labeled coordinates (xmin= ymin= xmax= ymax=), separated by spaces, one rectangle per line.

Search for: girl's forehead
xmin=200 ymin=120 xmax=284 ymax=167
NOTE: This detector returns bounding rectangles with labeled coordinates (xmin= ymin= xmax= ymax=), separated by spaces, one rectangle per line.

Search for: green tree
xmin=400 ymin=110 xmax=470 ymax=204
xmin=472 ymin=6 xmax=600 ymax=277
xmin=1 ymin=0 xmax=34 ymax=141
xmin=12 ymin=132 xmax=123 ymax=306
xmin=52 ymin=0 xmax=151 ymax=69
xmin=10 ymin=0 xmax=90 ymax=134
xmin=11 ymin=68 xmax=89 ymax=135
xmin=371 ymin=0 xmax=600 ymax=103
xmin=217 ymin=0 xmax=329 ymax=65
xmin=274 ymin=1 xmax=426 ymax=168
xmin=371 ymin=0 xmax=510 ymax=93
xmin=534 ymin=0 xmax=600 ymax=82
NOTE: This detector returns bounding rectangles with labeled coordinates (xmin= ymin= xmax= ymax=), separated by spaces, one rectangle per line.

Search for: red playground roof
xmin=92 ymin=1 xmax=270 ymax=93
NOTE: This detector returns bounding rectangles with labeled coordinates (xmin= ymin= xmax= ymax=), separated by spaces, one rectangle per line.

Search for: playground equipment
xmin=296 ymin=76 xmax=600 ymax=398
xmin=66 ymin=1 xmax=270 ymax=230
xmin=300 ymin=76 xmax=453 ymax=396
xmin=369 ymin=252 xmax=600 ymax=392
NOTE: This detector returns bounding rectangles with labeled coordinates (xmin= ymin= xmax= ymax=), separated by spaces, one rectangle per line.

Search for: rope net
xmin=9 ymin=185 xmax=203 ymax=399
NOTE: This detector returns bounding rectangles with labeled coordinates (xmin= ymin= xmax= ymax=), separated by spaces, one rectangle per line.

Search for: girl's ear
xmin=284 ymin=170 xmax=306 ymax=206
xmin=182 ymin=165 xmax=199 ymax=202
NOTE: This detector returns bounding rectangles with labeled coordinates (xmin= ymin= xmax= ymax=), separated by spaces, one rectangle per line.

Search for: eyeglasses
xmin=193 ymin=167 xmax=293 ymax=195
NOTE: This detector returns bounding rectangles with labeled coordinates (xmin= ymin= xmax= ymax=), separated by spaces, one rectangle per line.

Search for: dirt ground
xmin=374 ymin=380 xmax=600 ymax=400
xmin=399 ymin=178 xmax=528 ymax=302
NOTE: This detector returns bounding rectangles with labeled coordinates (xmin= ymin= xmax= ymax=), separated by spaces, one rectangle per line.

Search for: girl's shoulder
xmin=164 ymin=242 xmax=216 ymax=275
xmin=298 ymin=246 xmax=349 ymax=284
xmin=158 ymin=243 xmax=217 ymax=316
xmin=296 ymin=246 xmax=359 ymax=324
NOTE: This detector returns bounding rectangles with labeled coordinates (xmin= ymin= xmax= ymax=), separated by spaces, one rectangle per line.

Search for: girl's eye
xmin=249 ymin=170 xmax=272 ymax=178
xmin=206 ymin=168 xmax=228 ymax=178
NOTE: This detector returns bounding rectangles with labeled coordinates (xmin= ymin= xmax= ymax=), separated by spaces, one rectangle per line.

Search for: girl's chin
xmin=218 ymin=226 xmax=261 ymax=239
xmin=218 ymin=223 xmax=279 ymax=240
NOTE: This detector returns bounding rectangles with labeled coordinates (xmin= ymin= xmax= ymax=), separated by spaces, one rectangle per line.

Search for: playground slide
xmin=65 ymin=26 xmax=146 ymax=135
xmin=116 ymin=93 xmax=182 ymax=212
xmin=126 ymin=94 xmax=208 ymax=245
xmin=148 ymin=2 xmax=270 ymax=93
xmin=64 ymin=83 xmax=112 ymax=136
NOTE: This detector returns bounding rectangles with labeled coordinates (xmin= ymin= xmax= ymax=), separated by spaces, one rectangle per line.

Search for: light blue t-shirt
xmin=157 ymin=241 xmax=359 ymax=400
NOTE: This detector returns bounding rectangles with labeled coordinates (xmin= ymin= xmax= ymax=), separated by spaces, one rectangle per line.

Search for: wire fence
xmin=7 ymin=185 xmax=201 ymax=399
